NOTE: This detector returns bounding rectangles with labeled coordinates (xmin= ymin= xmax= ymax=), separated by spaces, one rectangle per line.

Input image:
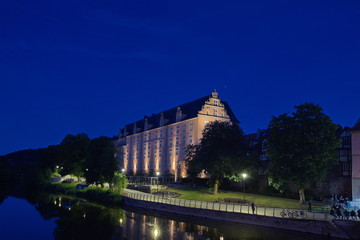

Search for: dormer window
xmin=176 ymin=107 xmax=182 ymax=122
xmin=214 ymin=109 xmax=218 ymax=116
xmin=214 ymin=100 xmax=219 ymax=106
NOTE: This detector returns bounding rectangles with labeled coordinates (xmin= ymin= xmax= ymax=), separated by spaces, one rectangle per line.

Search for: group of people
xmin=329 ymin=194 xmax=359 ymax=220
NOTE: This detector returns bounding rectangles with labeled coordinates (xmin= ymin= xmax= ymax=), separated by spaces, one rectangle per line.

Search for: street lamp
xmin=156 ymin=171 xmax=160 ymax=192
xmin=242 ymin=173 xmax=247 ymax=200
xmin=153 ymin=227 xmax=160 ymax=239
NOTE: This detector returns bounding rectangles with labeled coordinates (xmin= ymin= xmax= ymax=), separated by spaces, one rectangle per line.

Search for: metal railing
xmin=123 ymin=190 xmax=340 ymax=221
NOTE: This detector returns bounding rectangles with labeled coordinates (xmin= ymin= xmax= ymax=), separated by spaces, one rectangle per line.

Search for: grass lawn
xmin=167 ymin=186 xmax=313 ymax=209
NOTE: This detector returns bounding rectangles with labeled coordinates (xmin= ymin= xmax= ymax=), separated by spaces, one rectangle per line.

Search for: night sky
xmin=1 ymin=1 xmax=359 ymax=155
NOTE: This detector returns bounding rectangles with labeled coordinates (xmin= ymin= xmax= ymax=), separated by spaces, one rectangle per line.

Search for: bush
xmin=110 ymin=173 xmax=128 ymax=194
xmin=46 ymin=183 xmax=123 ymax=206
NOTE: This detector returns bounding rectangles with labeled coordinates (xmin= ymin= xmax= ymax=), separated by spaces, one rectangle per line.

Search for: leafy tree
xmin=186 ymin=121 xmax=249 ymax=194
xmin=85 ymin=137 xmax=119 ymax=186
xmin=110 ymin=172 xmax=128 ymax=194
xmin=59 ymin=133 xmax=90 ymax=179
xmin=267 ymin=103 xmax=339 ymax=203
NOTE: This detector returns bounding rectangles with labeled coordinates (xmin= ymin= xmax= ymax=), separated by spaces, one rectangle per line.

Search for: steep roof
xmin=119 ymin=94 xmax=239 ymax=136
xmin=351 ymin=118 xmax=360 ymax=132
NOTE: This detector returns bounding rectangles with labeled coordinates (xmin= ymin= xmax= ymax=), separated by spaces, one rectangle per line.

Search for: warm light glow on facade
xmin=115 ymin=90 xmax=238 ymax=179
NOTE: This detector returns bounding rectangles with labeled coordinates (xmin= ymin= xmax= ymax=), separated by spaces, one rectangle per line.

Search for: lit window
xmin=214 ymin=109 xmax=218 ymax=116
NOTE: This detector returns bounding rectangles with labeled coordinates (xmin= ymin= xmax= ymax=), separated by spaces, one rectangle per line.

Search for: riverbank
xmin=123 ymin=190 xmax=360 ymax=239
xmin=45 ymin=183 xmax=123 ymax=206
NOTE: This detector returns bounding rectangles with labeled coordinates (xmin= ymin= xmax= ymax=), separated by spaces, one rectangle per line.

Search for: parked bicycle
xmin=280 ymin=209 xmax=308 ymax=219
xmin=280 ymin=209 xmax=291 ymax=217
xmin=290 ymin=210 xmax=308 ymax=219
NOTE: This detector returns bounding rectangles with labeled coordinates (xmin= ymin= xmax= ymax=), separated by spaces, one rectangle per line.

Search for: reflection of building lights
xmin=220 ymin=237 xmax=224 ymax=240
xmin=83 ymin=214 xmax=86 ymax=218
xmin=68 ymin=207 xmax=71 ymax=211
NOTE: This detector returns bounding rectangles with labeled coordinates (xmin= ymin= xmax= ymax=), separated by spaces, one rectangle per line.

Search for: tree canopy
xmin=85 ymin=136 xmax=119 ymax=186
xmin=267 ymin=103 xmax=339 ymax=203
xmin=59 ymin=133 xmax=90 ymax=178
xmin=186 ymin=121 xmax=250 ymax=194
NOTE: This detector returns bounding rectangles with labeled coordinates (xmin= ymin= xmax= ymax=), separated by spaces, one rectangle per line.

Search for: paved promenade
xmin=123 ymin=188 xmax=337 ymax=221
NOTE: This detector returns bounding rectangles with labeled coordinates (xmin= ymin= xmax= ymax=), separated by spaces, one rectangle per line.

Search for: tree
xmin=110 ymin=172 xmax=128 ymax=194
xmin=85 ymin=137 xmax=119 ymax=186
xmin=267 ymin=103 xmax=339 ymax=203
xmin=186 ymin=121 xmax=249 ymax=194
xmin=59 ymin=133 xmax=90 ymax=179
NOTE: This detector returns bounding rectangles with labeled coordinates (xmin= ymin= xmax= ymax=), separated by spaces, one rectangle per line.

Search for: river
xmin=0 ymin=192 xmax=330 ymax=240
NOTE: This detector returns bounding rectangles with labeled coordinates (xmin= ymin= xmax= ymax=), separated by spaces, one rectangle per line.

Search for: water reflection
xmin=119 ymin=207 xmax=328 ymax=240
xmin=34 ymin=196 xmax=125 ymax=239
xmin=0 ymin=191 xmax=330 ymax=240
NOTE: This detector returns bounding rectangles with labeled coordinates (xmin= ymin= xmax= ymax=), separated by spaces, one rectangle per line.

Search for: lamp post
xmin=153 ymin=227 xmax=160 ymax=239
xmin=156 ymin=171 xmax=160 ymax=192
xmin=242 ymin=173 xmax=247 ymax=200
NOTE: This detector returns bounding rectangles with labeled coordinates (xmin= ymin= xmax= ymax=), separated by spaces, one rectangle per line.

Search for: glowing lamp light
xmin=119 ymin=218 xmax=123 ymax=224
xmin=153 ymin=228 xmax=160 ymax=238
xmin=156 ymin=171 xmax=160 ymax=176
xmin=121 ymin=168 xmax=125 ymax=173
xmin=242 ymin=173 xmax=248 ymax=200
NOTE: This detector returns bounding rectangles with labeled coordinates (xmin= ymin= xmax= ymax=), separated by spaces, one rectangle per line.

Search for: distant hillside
xmin=0 ymin=148 xmax=46 ymax=169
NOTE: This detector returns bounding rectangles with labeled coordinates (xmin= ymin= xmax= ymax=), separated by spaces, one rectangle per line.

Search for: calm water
xmin=0 ymin=193 xmax=330 ymax=240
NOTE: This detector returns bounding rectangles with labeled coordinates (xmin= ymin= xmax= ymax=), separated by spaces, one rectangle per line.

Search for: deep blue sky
xmin=1 ymin=0 xmax=359 ymax=155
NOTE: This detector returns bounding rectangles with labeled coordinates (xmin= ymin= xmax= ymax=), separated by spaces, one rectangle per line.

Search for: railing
xmin=123 ymin=190 xmax=337 ymax=221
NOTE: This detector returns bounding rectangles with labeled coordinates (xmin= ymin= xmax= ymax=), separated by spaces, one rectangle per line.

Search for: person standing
xmin=251 ymin=202 xmax=256 ymax=214
xmin=308 ymin=200 xmax=312 ymax=212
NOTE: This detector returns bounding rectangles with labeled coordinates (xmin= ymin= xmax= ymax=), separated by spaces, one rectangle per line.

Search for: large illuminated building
xmin=115 ymin=90 xmax=239 ymax=179
xmin=351 ymin=119 xmax=360 ymax=201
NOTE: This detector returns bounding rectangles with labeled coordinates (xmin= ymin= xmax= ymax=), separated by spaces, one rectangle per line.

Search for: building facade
xmin=351 ymin=119 xmax=360 ymax=201
xmin=115 ymin=90 xmax=239 ymax=179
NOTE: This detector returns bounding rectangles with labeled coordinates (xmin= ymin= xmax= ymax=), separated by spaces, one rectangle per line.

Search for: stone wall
xmin=124 ymin=197 xmax=358 ymax=239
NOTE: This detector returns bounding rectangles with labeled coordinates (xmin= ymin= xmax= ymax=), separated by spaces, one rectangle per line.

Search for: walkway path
xmin=123 ymin=189 xmax=338 ymax=221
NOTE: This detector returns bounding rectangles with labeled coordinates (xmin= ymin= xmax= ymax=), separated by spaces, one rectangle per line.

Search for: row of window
xmin=127 ymin=135 xmax=193 ymax=151
xmin=205 ymin=108 xmax=225 ymax=117
xmin=127 ymin=122 xmax=194 ymax=143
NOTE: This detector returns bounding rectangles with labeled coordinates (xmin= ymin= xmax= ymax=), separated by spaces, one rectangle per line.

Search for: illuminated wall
xmin=351 ymin=120 xmax=360 ymax=200
xmin=116 ymin=90 xmax=237 ymax=178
